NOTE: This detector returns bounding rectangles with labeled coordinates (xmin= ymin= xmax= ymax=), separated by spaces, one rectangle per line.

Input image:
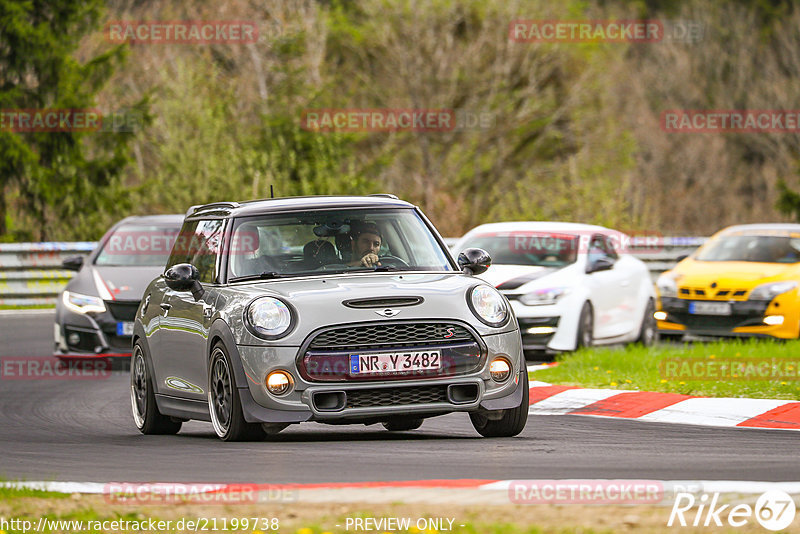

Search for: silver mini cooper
xmin=131 ymin=195 xmax=528 ymax=441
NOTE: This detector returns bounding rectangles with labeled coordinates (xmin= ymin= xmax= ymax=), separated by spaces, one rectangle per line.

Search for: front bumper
xmin=657 ymin=296 xmax=798 ymax=339
xmin=507 ymin=297 xmax=580 ymax=352
xmin=236 ymin=328 xmax=525 ymax=423
xmin=54 ymin=299 xmax=140 ymax=357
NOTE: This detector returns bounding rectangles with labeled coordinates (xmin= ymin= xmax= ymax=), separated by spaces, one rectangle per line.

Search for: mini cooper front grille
xmin=308 ymin=322 xmax=474 ymax=350
xmin=345 ymin=385 xmax=449 ymax=408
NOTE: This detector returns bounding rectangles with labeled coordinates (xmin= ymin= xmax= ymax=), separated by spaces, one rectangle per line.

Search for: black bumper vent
xmin=345 ymin=385 xmax=449 ymax=409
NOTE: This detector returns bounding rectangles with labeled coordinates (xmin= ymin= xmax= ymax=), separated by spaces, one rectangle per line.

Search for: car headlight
xmin=62 ymin=291 xmax=106 ymax=314
xmin=518 ymin=287 xmax=571 ymax=306
xmin=656 ymin=273 xmax=678 ymax=298
xmin=749 ymin=281 xmax=798 ymax=301
xmin=245 ymin=297 xmax=294 ymax=339
xmin=468 ymin=285 xmax=509 ymax=327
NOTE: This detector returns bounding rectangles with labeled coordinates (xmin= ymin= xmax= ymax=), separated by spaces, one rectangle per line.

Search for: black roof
xmin=185 ymin=195 xmax=413 ymax=219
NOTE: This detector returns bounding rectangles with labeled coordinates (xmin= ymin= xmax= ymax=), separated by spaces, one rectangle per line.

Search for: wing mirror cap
xmin=62 ymin=255 xmax=84 ymax=271
xmin=457 ymin=248 xmax=492 ymax=275
xmin=164 ymin=263 xmax=204 ymax=300
xmin=586 ymin=256 xmax=615 ymax=274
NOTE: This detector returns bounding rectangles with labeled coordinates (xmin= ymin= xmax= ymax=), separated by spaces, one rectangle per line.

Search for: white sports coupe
xmin=453 ymin=222 xmax=657 ymax=355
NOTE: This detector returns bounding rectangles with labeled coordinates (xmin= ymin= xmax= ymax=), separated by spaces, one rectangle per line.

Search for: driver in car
xmin=348 ymin=222 xmax=383 ymax=267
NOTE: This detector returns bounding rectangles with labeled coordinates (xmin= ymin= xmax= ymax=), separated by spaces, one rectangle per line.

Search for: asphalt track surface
xmin=1 ymin=311 xmax=798 ymax=484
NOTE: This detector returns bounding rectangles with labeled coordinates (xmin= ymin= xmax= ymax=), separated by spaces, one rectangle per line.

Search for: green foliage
xmin=776 ymin=178 xmax=800 ymax=222
xmin=0 ymin=0 xmax=140 ymax=240
xmin=3 ymin=0 xmax=798 ymax=240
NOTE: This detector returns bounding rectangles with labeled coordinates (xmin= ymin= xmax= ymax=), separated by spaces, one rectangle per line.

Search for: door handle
xmin=160 ymin=303 xmax=172 ymax=311
xmin=203 ymin=305 xmax=213 ymax=319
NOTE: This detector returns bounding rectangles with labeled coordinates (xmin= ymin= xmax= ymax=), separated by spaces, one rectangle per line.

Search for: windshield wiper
xmin=348 ymin=266 xmax=404 ymax=273
xmin=228 ymin=271 xmax=283 ymax=283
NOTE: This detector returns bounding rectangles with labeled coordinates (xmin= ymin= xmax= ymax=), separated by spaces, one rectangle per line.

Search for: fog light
xmin=764 ymin=315 xmax=784 ymax=326
xmin=68 ymin=333 xmax=80 ymax=346
xmin=654 ymin=311 xmax=667 ymax=321
xmin=489 ymin=358 xmax=512 ymax=382
xmin=525 ymin=326 xmax=556 ymax=335
xmin=266 ymin=371 xmax=293 ymax=396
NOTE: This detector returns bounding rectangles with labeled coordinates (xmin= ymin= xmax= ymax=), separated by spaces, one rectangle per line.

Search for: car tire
xmin=469 ymin=372 xmax=529 ymax=438
xmin=636 ymin=298 xmax=657 ymax=346
xmin=208 ymin=342 xmax=265 ymax=442
xmin=576 ymin=302 xmax=593 ymax=349
xmin=130 ymin=342 xmax=182 ymax=435
xmin=381 ymin=417 xmax=424 ymax=431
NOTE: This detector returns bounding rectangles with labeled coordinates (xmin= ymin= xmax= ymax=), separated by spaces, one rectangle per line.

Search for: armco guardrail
xmin=0 ymin=242 xmax=96 ymax=306
xmin=0 ymin=237 xmax=706 ymax=307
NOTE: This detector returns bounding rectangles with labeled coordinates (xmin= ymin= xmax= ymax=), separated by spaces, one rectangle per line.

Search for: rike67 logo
xmin=668 ymin=490 xmax=796 ymax=531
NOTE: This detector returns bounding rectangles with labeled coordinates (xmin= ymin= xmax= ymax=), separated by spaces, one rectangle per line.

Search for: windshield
xmin=460 ymin=233 xmax=579 ymax=267
xmin=95 ymin=223 xmax=181 ymax=267
xmin=227 ymin=208 xmax=454 ymax=279
xmin=695 ymin=234 xmax=800 ymax=263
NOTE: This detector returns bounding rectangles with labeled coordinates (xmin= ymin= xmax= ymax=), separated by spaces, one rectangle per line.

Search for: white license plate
xmin=689 ymin=301 xmax=732 ymax=316
xmin=350 ymin=351 xmax=441 ymax=374
xmin=116 ymin=321 xmax=134 ymax=336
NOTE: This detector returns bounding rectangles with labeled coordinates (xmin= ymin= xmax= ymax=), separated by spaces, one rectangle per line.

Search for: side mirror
xmin=676 ymin=254 xmax=689 ymax=262
xmin=165 ymin=263 xmax=204 ymax=300
xmin=62 ymin=255 xmax=84 ymax=271
xmin=458 ymin=248 xmax=492 ymax=275
xmin=587 ymin=256 xmax=615 ymax=274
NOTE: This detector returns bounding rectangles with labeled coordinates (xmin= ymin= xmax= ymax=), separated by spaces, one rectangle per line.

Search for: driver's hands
xmin=360 ymin=253 xmax=381 ymax=267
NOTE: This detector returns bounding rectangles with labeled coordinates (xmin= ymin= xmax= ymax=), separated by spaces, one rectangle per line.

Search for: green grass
xmin=0 ymin=484 xmax=68 ymax=499
xmin=0 ymin=304 xmax=55 ymax=310
xmin=531 ymin=339 xmax=800 ymax=399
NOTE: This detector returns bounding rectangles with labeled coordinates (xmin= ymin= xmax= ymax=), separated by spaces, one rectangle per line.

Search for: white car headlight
xmin=245 ymin=297 xmax=294 ymax=339
xmin=62 ymin=291 xmax=106 ymax=314
xmin=656 ymin=273 xmax=678 ymax=298
xmin=469 ymin=285 xmax=509 ymax=327
xmin=749 ymin=281 xmax=797 ymax=301
xmin=519 ymin=287 xmax=571 ymax=306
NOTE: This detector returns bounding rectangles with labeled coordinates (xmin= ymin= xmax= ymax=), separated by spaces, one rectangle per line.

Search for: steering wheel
xmin=377 ymin=255 xmax=410 ymax=268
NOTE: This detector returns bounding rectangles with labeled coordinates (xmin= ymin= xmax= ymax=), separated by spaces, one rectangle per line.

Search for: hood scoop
xmin=343 ymin=296 xmax=424 ymax=309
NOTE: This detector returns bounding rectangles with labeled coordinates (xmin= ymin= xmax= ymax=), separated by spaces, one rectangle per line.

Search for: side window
xmin=165 ymin=219 xmax=224 ymax=283
xmin=190 ymin=220 xmax=225 ymax=284
xmin=166 ymin=220 xmax=198 ymax=268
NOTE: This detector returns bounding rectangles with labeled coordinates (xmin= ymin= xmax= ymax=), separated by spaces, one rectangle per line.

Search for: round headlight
xmin=245 ymin=297 xmax=294 ymax=339
xmin=469 ymin=285 xmax=509 ymax=327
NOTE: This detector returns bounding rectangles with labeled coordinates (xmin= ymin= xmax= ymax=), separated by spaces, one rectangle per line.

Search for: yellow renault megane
xmin=656 ymin=224 xmax=800 ymax=339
